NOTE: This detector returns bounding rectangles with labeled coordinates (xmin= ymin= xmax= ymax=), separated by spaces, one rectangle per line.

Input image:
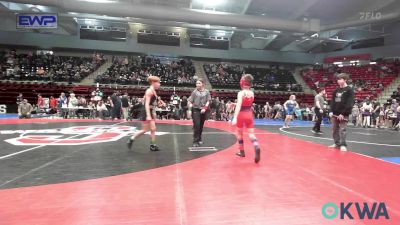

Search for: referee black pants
xmin=192 ymin=108 xmax=208 ymax=143
xmin=313 ymin=108 xmax=323 ymax=132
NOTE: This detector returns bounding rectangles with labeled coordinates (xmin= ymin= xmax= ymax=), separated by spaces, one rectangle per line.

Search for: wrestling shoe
xmin=150 ymin=144 xmax=160 ymax=151
xmin=236 ymin=150 xmax=245 ymax=157
xmin=255 ymin=146 xmax=261 ymax=163
xmin=192 ymin=143 xmax=200 ymax=147
xmin=127 ymin=138 xmax=135 ymax=150
xmin=311 ymin=130 xmax=323 ymax=134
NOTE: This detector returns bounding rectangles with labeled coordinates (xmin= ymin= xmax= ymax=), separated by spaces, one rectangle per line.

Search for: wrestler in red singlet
xmin=232 ymin=74 xmax=261 ymax=163
xmin=236 ymin=91 xmax=254 ymax=129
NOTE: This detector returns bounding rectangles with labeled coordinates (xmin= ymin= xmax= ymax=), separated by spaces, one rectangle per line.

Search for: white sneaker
xmin=340 ymin=146 xmax=347 ymax=152
xmin=328 ymin=144 xmax=339 ymax=148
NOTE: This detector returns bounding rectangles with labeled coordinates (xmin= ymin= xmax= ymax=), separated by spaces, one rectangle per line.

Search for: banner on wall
xmin=0 ymin=105 xmax=7 ymax=114
xmin=0 ymin=104 xmax=18 ymax=114
xmin=16 ymin=13 xmax=58 ymax=29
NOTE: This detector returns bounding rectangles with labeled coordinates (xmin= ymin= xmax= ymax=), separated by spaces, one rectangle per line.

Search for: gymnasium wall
xmin=314 ymin=44 xmax=400 ymax=63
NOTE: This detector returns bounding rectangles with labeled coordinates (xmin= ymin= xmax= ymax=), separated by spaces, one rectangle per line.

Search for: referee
xmin=312 ymin=87 xmax=326 ymax=134
xmin=188 ymin=79 xmax=211 ymax=147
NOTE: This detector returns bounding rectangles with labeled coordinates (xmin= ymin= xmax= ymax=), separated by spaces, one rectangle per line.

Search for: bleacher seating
xmin=302 ymin=63 xmax=399 ymax=100
xmin=204 ymin=63 xmax=303 ymax=92
xmin=0 ymin=51 xmax=314 ymax=107
xmin=0 ymin=50 xmax=104 ymax=83
xmin=95 ymin=56 xmax=196 ymax=87
xmin=391 ymin=86 xmax=400 ymax=101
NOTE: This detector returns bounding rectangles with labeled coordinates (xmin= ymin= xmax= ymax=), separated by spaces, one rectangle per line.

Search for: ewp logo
xmin=322 ymin=202 xmax=390 ymax=220
xmin=17 ymin=14 xmax=57 ymax=29
xmin=0 ymin=104 xmax=6 ymax=114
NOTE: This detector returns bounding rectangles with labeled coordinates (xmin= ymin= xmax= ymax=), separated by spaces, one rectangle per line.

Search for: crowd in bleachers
xmin=0 ymin=49 xmax=105 ymax=82
xmin=95 ymin=56 xmax=196 ymax=86
xmin=12 ymin=81 xmax=398 ymax=130
xmin=204 ymin=63 xmax=303 ymax=92
xmin=301 ymin=60 xmax=400 ymax=131
xmin=391 ymin=85 xmax=400 ymax=101
xmin=12 ymin=84 xmax=315 ymax=123
xmin=347 ymin=97 xmax=400 ymax=130
xmin=302 ymin=60 xmax=399 ymax=100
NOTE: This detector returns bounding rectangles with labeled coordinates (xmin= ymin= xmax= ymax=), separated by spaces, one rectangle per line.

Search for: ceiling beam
xmin=8 ymin=0 xmax=319 ymax=32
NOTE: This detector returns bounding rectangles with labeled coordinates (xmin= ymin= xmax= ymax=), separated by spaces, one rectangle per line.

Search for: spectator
xmin=391 ymin=99 xmax=399 ymax=112
xmin=263 ymin=102 xmax=271 ymax=119
xmin=18 ymin=99 xmax=33 ymax=119
xmin=110 ymin=91 xmax=122 ymax=120
xmin=180 ymin=96 xmax=189 ymax=120
xmin=351 ymin=104 xmax=360 ymax=126
xmin=16 ymin=93 xmax=23 ymax=106
xmin=361 ymin=100 xmax=373 ymax=128
xmin=97 ymin=100 xmax=108 ymax=120
xmin=374 ymin=102 xmax=384 ymax=128
xmin=76 ymin=96 xmax=88 ymax=118
xmin=49 ymin=96 xmax=57 ymax=114
xmin=273 ymin=102 xmax=283 ymax=120
xmin=58 ymin=92 xmax=68 ymax=118
xmin=37 ymin=93 xmax=44 ymax=109
xmin=121 ymin=92 xmax=130 ymax=120
xmin=395 ymin=105 xmax=400 ymax=131
xmin=68 ymin=93 xmax=78 ymax=118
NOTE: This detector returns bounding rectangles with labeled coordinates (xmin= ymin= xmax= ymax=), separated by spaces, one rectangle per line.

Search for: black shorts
xmin=139 ymin=107 xmax=156 ymax=121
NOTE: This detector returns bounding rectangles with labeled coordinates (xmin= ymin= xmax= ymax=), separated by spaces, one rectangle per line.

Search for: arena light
xmin=216 ymin=30 xmax=226 ymax=36
xmin=370 ymin=62 xmax=377 ymax=65
xmin=333 ymin=62 xmax=342 ymax=65
xmin=195 ymin=0 xmax=225 ymax=6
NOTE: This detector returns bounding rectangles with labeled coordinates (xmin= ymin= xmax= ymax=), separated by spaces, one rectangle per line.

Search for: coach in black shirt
xmin=110 ymin=91 xmax=122 ymax=120
xmin=330 ymin=73 xmax=354 ymax=151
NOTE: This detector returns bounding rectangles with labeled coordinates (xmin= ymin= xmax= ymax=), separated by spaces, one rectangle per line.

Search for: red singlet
xmin=237 ymin=94 xmax=254 ymax=128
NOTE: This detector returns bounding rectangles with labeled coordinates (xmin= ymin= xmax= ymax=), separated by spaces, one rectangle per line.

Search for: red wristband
xmin=202 ymin=106 xmax=208 ymax=111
